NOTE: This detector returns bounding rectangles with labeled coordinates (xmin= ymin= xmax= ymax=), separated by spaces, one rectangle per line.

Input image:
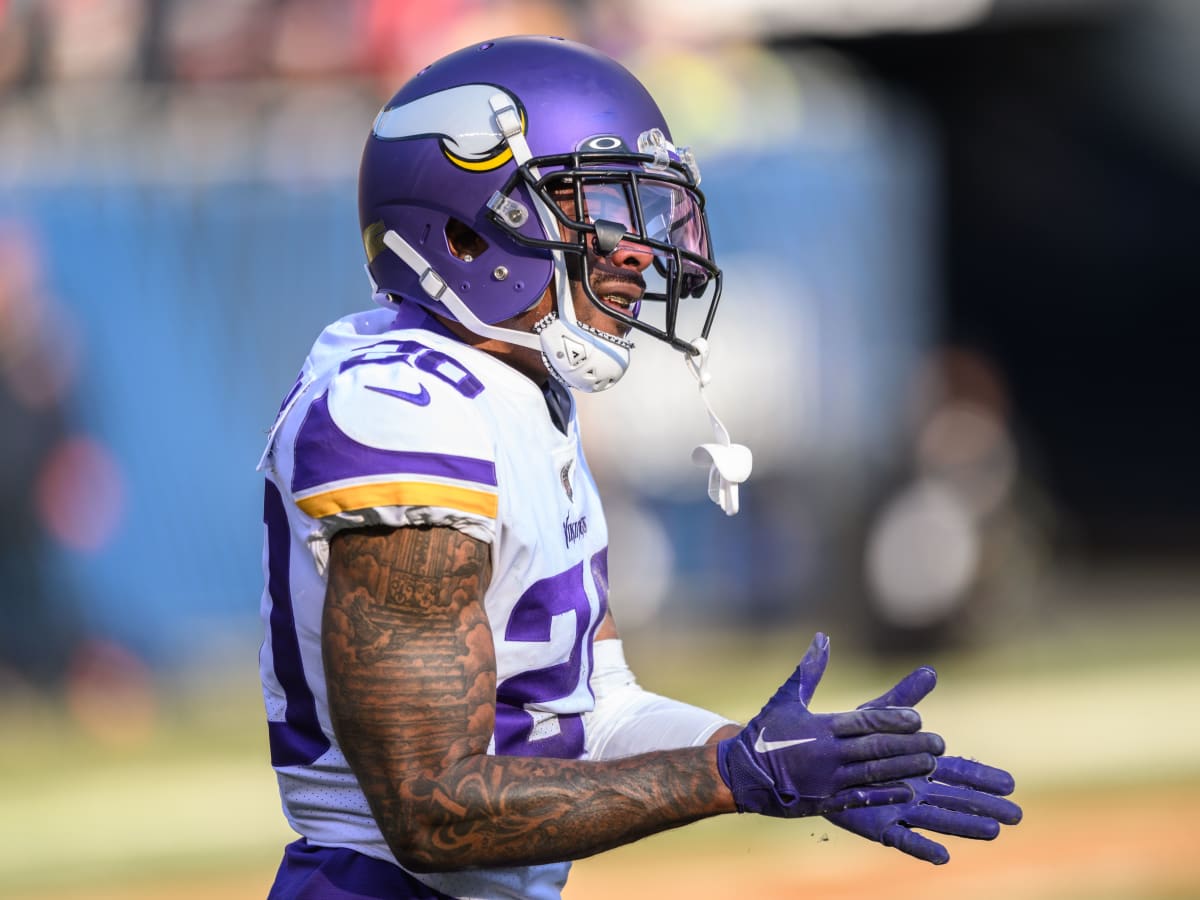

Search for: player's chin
xmin=602 ymin=318 xmax=634 ymax=341
xmin=586 ymin=306 xmax=634 ymax=340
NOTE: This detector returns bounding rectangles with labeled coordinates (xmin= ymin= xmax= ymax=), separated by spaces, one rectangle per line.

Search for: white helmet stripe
xmin=375 ymin=84 xmax=520 ymax=163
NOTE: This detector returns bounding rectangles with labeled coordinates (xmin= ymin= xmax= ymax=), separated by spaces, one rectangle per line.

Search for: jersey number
xmin=340 ymin=339 xmax=485 ymax=398
xmin=493 ymin=548 xmax=609 ymax=759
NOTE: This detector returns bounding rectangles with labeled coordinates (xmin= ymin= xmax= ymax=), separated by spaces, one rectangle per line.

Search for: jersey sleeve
xmin=287 ymin=346 xmax=499 ymax=548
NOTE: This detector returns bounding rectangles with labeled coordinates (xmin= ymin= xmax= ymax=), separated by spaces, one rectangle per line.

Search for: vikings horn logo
xmin=560 ymin=460 xmax=574 ymax=502
xmin=373 ymin=84 xmax=527 ymax=172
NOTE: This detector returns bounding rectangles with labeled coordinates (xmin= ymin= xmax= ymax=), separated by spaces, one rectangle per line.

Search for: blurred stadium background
xmin=2 ymin=0 xmax=1198 ymax=897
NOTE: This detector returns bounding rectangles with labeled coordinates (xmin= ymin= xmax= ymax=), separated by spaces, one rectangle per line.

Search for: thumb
xmin=773 ymin=632 xmax=830 ymax=708
xmin=860 ymin=666 xmax=937 ymax=710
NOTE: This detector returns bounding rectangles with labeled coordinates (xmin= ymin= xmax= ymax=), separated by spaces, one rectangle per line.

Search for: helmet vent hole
xmin=445 ymin=218 xmax=489 ymax=262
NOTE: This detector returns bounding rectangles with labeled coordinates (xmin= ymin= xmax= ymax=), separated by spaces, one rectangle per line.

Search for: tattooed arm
xmin=322 ymin=523 xmax=737 ymax=874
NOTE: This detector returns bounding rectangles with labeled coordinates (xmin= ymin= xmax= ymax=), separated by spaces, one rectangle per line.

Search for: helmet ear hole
xmin=446 ymin=218 xmax=489 ymax=262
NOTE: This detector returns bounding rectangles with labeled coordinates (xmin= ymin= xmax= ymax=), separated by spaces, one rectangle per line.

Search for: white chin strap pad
xmin=686 ymin=337 xmax=753 ymax=515
xmin=537 ymin=315 xmax=630 ymax=393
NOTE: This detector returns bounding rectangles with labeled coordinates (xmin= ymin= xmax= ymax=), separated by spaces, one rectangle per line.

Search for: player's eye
xmin=580 ymin=185 xmax=634 ymax=230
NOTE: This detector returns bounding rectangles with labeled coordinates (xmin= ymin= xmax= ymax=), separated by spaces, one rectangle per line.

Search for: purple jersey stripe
xmin=291 ymin=393 xmax=497 ymax=493
xmin=269 ymin=839 xmax=455 ymax=899
xmin=264 ymin=480 xmax=332 ymax=767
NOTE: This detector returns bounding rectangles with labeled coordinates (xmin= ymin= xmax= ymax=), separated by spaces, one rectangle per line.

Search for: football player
xmin=257 ymin=35 xmax=1020 ymax=899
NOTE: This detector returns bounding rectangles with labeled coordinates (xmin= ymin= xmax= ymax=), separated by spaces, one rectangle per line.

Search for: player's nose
xmin=607 ymin=238 xmax=653 ymax=273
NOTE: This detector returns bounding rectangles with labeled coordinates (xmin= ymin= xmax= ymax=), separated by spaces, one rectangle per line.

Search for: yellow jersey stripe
xmin=296 ymin=481 xmax=498 ymax=519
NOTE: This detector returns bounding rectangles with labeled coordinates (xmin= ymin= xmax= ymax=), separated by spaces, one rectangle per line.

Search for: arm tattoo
xmin=323 ymin=525 xmax=734 ymax=873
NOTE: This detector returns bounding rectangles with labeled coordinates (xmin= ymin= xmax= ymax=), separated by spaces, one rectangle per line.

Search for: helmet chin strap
xmin=380 ymin=229 xmax=630 ymax=392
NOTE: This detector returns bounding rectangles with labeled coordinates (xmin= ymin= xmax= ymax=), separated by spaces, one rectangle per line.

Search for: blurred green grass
xmin=3 ymin=597 xmax=1198 ymax=898
xmin=1 ymin=674 xmax=291 ymax=896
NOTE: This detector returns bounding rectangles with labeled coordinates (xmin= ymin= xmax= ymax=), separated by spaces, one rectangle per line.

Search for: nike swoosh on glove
xmin=716 ymin=633 xmax=944 ymax=818
xmin=825 ymin=667 xmax=1023 ymax=863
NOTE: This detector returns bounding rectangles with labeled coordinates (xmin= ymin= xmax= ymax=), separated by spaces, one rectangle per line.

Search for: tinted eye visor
xmin=488 ymin=152 xmax=724 ymax=354
xmin=545 ymin=173 xmax=714 ymax=294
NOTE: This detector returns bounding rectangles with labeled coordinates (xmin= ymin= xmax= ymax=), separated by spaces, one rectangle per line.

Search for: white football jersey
xmin=257 ymin=306 xmax=610 ymax=900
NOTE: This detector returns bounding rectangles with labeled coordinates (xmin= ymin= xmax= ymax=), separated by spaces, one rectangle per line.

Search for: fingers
xmin=840 ymin=731 xmax=946 ymax=763
xmin=819 ymin=784 xmax=914 ymax=815
xmin=830 ymin=709 xmax=945 ymax=760
xmin=831 ymin=706 xmax=923 ymax=736
xmin=830 ymin=716 xmax=944 ymax=786
xmin=882 ymin=823 xmax=950 ymax=865
xmin=923 ymin=782 xmax=1024 ymax=825
xmin=935 ymin=756 xmax=1017 ymax=796
xmin=859 ymin=666 xmax=938 ymax=710
xmin=839 ymin=752 xmax=939 ymax=787
xmin=902 ymin=803 xmax=1002 ymax=840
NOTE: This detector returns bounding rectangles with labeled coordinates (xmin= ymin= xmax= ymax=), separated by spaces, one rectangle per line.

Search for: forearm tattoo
xmin=322 ymin=525 xmax=732 ymax=871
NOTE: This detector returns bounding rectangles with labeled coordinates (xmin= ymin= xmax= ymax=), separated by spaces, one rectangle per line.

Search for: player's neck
xmin=434 ymin=312 xmax=552 ymax=387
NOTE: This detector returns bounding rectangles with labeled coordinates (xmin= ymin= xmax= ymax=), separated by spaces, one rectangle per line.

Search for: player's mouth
xmin=599 ymin=292 xmax=638 ymax=312
xmin=592 ymin=278 xmax=644 ymax=315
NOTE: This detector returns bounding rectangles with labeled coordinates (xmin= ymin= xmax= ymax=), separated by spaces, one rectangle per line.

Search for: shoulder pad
xmin=291 ymin=337 xmax=498 ymax=522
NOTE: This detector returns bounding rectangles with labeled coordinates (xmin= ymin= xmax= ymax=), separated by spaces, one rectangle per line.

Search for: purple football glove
xmin=825 ymin=667 xmax=1023 ymax=864
xmin=716 ymin=633 xmax=944 ymax=818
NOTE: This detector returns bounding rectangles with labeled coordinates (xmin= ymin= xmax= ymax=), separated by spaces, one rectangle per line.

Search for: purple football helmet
xmin=358 ymin=35 xmax=722 ymax=391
